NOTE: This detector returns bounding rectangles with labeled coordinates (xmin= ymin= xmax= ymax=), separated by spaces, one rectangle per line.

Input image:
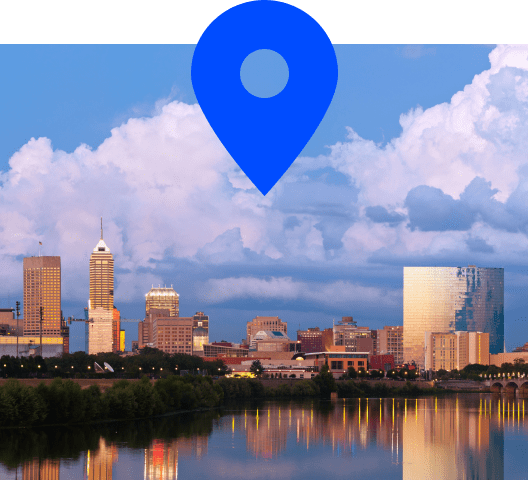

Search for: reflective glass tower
xmin=403 ymin=266 xmax=504 ymax=368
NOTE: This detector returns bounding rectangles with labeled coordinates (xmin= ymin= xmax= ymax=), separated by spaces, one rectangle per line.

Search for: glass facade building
xmin=404 ymin=266 xmax=504 ymax=368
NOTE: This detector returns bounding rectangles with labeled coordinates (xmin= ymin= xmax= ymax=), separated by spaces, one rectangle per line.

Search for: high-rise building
xmin=89 ymin=221 xmax=114 ymax=311
xmin=145 ymin=286 xmax=179 ymax=317
xmin=246 ymin=316 xmax=287 ymax=345
xmin=23 ymin=256 xmax=61 ymax=336
xmin=377 ymin=326 xmax=404 ymax=365
xmin=88 ymin=220 xmax=114 ymax=354
xmin=404 ymin=266 xmax=504 ymax=369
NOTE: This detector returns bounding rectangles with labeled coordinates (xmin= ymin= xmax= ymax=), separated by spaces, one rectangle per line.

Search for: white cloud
xmin=3 ymin=44 xmax=528 ymax=319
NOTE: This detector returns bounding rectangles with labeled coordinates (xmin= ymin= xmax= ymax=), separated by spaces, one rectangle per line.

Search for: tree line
xmin=0 ymin=347 xmax=228 ymax=379
xmin=0 ymin=365 xmax=437 ymax=428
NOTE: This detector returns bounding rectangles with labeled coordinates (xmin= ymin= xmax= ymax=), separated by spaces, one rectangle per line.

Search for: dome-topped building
xmin=145 ymin=286 xmax=179 ymax=317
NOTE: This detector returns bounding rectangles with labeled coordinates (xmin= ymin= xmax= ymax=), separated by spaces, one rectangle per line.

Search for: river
xmin=0 ymin=394 xmax=525 ymax=479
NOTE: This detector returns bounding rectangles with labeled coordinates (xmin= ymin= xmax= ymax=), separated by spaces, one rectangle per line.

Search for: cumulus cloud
xmin=3 ymin=44 xmax=528 ymax=341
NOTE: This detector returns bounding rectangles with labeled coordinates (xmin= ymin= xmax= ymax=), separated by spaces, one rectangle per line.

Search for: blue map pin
xmin=191 ymin=1 xmax=338 ymax=196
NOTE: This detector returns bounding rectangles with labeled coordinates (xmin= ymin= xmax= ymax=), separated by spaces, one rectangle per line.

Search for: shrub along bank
xmin=0 ymin=368 xmax=440 ymax=428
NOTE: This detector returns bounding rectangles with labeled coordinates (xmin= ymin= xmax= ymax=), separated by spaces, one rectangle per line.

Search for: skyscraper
xmin=403 ymin=266 xmax=504 ymax=369
xmin=145 ymin=286 xmax=179 ymax=317
xmin=89 ymin=220 xmax=114 ymax=311
xmin=88 ymin=219 xmax=114 ymax=354
xmin=23 ymin=256 xmax=61 ymax=336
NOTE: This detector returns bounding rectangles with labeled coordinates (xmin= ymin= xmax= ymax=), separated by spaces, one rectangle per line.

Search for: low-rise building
xmin=203 ymin=342 xmax=249 ymax=358
xmin=305 ymin=351 xmax=369 ymax=377
xmin=0 ymin=336 xmax=64 ymax=357
xmin=251 ymin=330 xmax=301 ymax=353
xmin=369 ymin=354 xmax=395 ymax=372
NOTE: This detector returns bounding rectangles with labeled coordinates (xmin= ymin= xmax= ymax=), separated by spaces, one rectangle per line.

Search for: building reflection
xmin=85 ymin=438 xmax=118 ymax=480
xmin=22 ymin=458 xmax=60 ymax=480
xmin=144 ymin=436 xmax=208 ymax=479
xmin=241 ymin=400 xmax=404 ymax=460
xmin=233 ymin=397 xmax=507 ymax=479
xmin=402 ymin=397 xmax=504 ymax=479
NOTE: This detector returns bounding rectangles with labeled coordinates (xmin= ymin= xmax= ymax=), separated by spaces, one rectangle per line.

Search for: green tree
xmin=313 ymin=364 xmax=337 ymax=397
xmin=250 ymin=359 xmax=264 ymax=377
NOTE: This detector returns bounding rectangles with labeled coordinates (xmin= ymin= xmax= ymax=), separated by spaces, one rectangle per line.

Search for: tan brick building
xmin=23 ymin=256 xmax=61 ymax=336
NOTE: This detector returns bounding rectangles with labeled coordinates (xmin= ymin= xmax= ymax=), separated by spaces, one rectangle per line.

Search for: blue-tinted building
xmin=404 ymin=266 xmax=504 ymax=368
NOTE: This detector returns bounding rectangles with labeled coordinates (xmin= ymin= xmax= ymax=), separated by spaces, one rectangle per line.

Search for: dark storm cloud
xmin=403 ymin=175 xmax=528 ymax=233
xmin=465 ymin=236 xmax=495 ymax=253
xmin=405 ymin=184 xmax=476 ymax=231
xmin=365 ymin=205 xmax=406 ymax=225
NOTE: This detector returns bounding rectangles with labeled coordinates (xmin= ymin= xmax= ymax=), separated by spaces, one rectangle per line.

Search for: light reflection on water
xmin=1 ymin=394 xmax=527 ymax=479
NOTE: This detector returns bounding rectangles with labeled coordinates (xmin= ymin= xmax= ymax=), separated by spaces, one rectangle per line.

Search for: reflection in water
xmin=22 ymin=458 xmax=60 ymax=480
xmin=144 ymin=436 xmax=208 ymax=480
xmin=85 ymin=438 xmax=118 ymax=480
xmin=1 ymin=395 xmax=525 ymax=479
xmin=402 ymin=397 xmax=504 ymax=480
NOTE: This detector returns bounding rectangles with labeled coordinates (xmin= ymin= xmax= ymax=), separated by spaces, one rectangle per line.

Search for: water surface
xmin=1 ymin=394 xmax=526 ymax=479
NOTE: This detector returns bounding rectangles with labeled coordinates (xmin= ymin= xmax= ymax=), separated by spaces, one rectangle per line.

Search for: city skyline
xmin=3 ymin=44 xmax=528 ymax=350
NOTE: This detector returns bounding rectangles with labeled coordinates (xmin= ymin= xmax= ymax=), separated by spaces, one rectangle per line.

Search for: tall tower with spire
xmin=88 ymin=218 xmax=114 ymax=354
xmin=89 ymin=218 xmax=114 ymax=311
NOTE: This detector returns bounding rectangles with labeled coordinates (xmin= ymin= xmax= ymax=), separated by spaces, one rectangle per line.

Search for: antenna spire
xmin=100 ymin=217 xmax=103 ymax=240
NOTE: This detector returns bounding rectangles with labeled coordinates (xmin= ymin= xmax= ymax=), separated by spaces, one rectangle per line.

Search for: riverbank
xmin=0 ymin=374 xmax=493 ymax=428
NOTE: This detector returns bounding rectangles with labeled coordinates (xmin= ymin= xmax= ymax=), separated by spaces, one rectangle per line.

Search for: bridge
xmin=483 ymin=378 xmax=528 ymax=395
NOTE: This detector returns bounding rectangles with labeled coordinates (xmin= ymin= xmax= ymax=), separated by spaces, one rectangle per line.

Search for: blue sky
xmin=4 ymin=43 xmax=528 ymax=352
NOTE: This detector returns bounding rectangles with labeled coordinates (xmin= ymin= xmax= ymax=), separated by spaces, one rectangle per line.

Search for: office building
xmin=146 ymin=286 xmax=179 ymax=317
xmin=246 ymin=316 xmax=287 ymax=344
xmin=333 ymin=317 xmax=375 ymax=354
xmin=153 ymin=316 xmax=194 ymax=355
xmin=377 ymin=326 xmax=404 ymax=365
xmin=404 ymin=266 xmax=503 ymax=369
xmin=251 ymin=330 xmax=301 ymax=353
xmin=0 ymin=308 xmax=22 ymax=336
xmin=88 ymin=221 xmax=114 ymax=354
xmin=112 ymin=307 xmax=121 ymax=353
xmin=192 ymin=312 xmax=209 ymax=354
xmin=23 ymin=256 xmax=61 ymax=336
xmin=424 ymin=331 xmax=490 ymax=371
xmin=297 ymin=327 xmax=324 ymax=353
